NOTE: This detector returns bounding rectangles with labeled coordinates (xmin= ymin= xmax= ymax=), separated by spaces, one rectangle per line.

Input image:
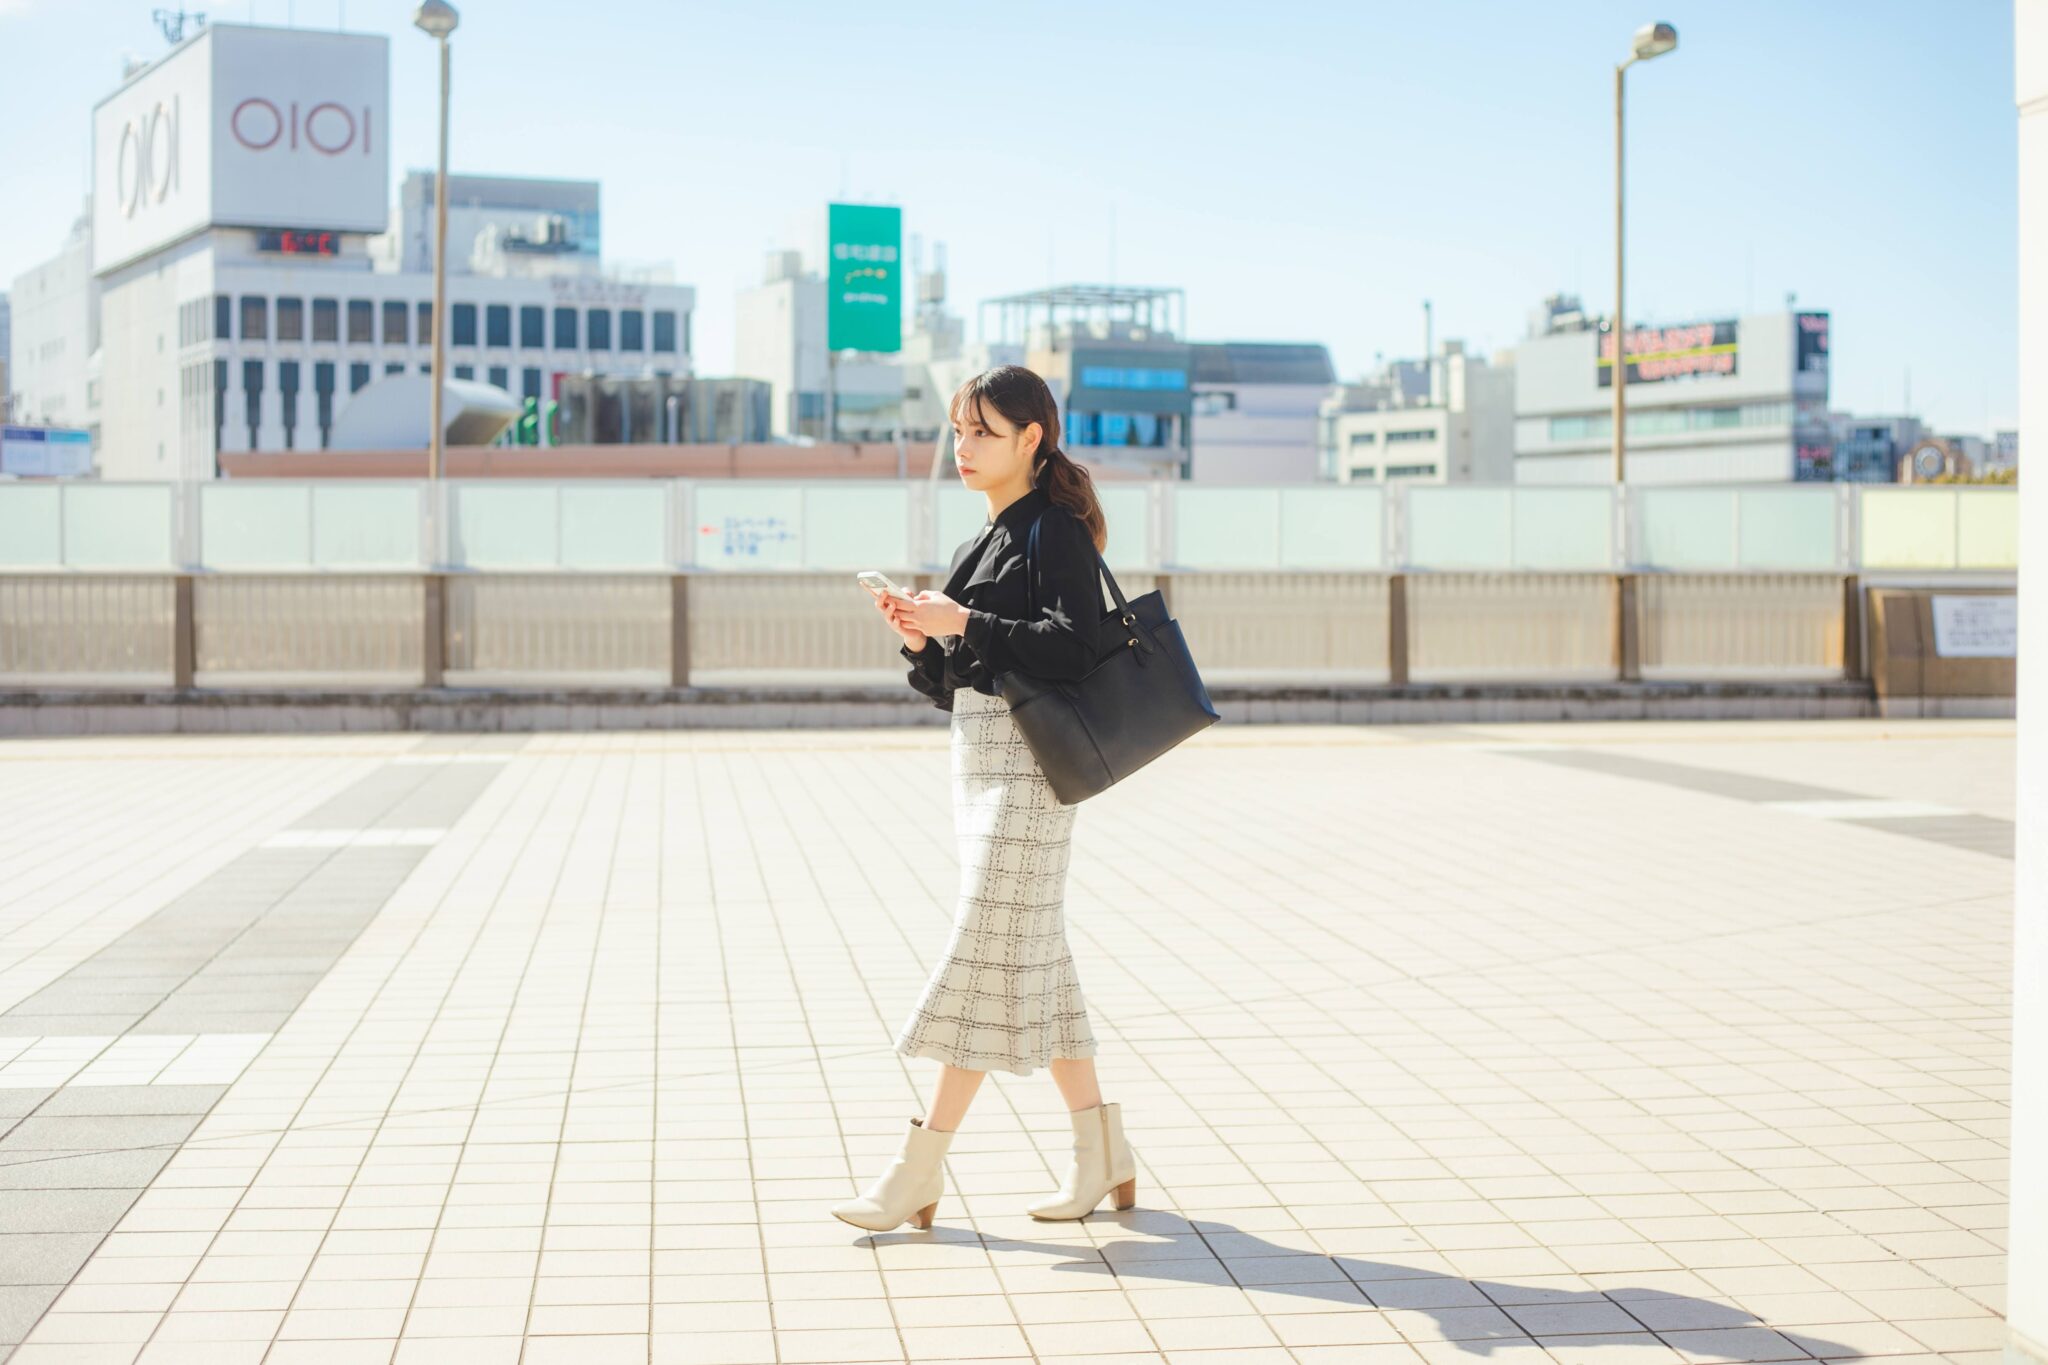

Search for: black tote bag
xmin=994 ymin=513 xmax=1220 ymax=805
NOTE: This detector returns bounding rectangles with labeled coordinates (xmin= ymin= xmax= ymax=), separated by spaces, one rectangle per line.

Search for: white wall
xmin=733 ymin=274 xmax=824 ymax=439
xmin=1191 ymin=382 xmax=1325 ymax=483
xmin=97 ymin=235 xmax=214 ymax=479
xmin=7 ymin=218 xmax=96 ymax=434
xmin=2009 ymin=5 xmax=2047 ymax=1361
xmin=1516 ymin=440 xmax=1791 ymax=485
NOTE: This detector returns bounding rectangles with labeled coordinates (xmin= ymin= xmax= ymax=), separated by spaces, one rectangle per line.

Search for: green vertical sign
xmin=827 ymin=202 xmax=902 ymax=353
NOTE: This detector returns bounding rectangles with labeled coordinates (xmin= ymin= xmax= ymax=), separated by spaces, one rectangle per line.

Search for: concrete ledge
xmin=0 ymin=679 xmax=1882 ymax=735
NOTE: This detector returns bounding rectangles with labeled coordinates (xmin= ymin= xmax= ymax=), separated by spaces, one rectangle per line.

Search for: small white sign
xmin=1931 ymin=595 xmax=2017 ymax=658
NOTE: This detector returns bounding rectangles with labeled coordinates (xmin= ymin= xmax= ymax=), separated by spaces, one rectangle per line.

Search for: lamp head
xmin=1631 ymin=22 xmax=1678 ymax=60
xmin=412 ymin=0 xmax=459 ymax=38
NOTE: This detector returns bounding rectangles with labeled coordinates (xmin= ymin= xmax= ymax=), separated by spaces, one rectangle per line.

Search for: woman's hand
xmin=899 ymin=591 xmax=972 ymax=641
xmin=870 ymin=590 xmax=928 ymax=651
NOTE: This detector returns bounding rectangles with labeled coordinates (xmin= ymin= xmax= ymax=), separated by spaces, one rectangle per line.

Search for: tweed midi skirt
xmin=893 ymin=686 xmax=1098 ymax=1076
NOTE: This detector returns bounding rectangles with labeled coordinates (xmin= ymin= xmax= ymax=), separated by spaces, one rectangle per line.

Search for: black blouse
xmin=901 ymin=486 xmax=1107 ymax=710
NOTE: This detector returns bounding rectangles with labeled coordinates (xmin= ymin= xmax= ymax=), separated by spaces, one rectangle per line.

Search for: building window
xmin=522 ymin=367 xmax=542 ymax=399
xmin=1385 ymin=428 xmax=1438 ymax=443
xmin=454 ymin=365 xmax=474 ymax=380
xmin=385 ymin=362 xmax=405 ymax=375
xmin=1385 ymin=463 xmax=1439 ymax=479
xmin=276 ymin=297 xmax=304 ymax=342
xmin=553 ymin=307 xmax=578 ymax=349
xmin=417 ymin=301 xmax=434 ymax=347
xmin=242 ymin=359 xmax=264 ymax=445
xmin=488 ymin=366 xmax=509 ymax=390
xmin=653 ymin=310 xmax=677 ymax=353
xmin=215 ymin=294 xmax=232 ymax=342
xmin=314 ymin=362 xmax=335 ymax=449
xmin=1078 ymin=365 xmax=1187 ymax=391
xmin=452 ymin=303 xmax=477 ymax=346
xmin=520 ymin=306 xmax=545 ymax=349
xmin=312 ymin=298 xmax=338 ymax=342
xmin=383 ymin=300 xmax=409 ymax=345
xmin=213 ymin=359 xmax=227 ymax=450
xmin=620 ymin=310 xmax=644 ymax=351
xmin=1347 ymin=431 xmax=1377 ymax=447
xmin=485 ymin=304 xmax=510 ymax=348
xmin=347 ymin=300 xmax=373 ymax=343
xmin=587 ymin=308 xmax=611 ymax=351
xmin=349 ymin=362 xmax=371 ymax=394
xmin=240 ymin=296 xmax=268 ymax=341
xmin=279 ymin=361 xmax=300 ymax=450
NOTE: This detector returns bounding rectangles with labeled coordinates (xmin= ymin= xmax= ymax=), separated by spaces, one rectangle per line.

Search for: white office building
xmin=6 ymin=206 xmax=99 ymax=436
xmin=15 ymin=22 xmax=693 ymax=480
xmin=1510 ymin=298 xmax=1833 ymax=483
xmin=1318 ymin=342 xmax=1515 ymax=485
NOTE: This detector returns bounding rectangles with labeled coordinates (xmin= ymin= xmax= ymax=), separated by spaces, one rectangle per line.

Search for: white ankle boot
xmin=832 ymin=1118 xmax=953 ymax=1232
xmin=1027 ymin=1102 xmax=1137 ymax=1220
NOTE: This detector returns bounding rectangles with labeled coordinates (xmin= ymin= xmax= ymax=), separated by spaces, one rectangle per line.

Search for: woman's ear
xmin=1020 ymin=421 xmax=1042 ymax=462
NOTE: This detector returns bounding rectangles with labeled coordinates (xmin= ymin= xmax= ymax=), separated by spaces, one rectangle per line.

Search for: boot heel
xmin=1112 ymin=1177 xmax=1137 ymax=1210
xmin=911 ymin=1200 xmax=939 ymax=1229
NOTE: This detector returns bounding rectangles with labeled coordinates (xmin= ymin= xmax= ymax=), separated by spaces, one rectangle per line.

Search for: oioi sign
xmin=827 ymin=203 xmax=902 ymax=353
xmin=93 ymin=25 xmax=389 ymax=274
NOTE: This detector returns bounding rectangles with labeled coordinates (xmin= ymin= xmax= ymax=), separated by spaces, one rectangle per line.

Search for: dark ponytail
xmin=949 ymin=365 xmax=1107 ymax=552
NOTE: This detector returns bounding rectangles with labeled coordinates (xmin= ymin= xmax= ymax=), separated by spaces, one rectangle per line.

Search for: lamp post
xmin=413 ymin=1 xmax=459 ymax=482
xmin=1611 ymin=21 xmax=1677 ymax=485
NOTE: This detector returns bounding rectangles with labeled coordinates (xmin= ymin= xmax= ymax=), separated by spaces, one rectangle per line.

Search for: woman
xmin=831 ymin=364 xmax=1138 ymax=1233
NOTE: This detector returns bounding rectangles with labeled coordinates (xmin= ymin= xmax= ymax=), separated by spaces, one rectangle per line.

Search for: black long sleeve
xmin=957 ymin=508 xmax=1105 ymax=683
xmin=901 ymin=637 xmax=958 ymax=710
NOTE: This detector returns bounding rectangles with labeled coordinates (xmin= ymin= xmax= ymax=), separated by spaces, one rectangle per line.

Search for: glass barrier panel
xmin=1174 ymin=487 xmax=1279 ymax=568
xmin=1279 ymin=486 xmax=1382 ymax=569
xmin=1634 ymin=488 xmax=1735 ymax=569
xmin=1408 ymin=487 xmax=1511 ymax=569
xmin=62 ymin=484 xmax=175 ymax=569
xmin=0 ymin=485 xmax=63 ymax=567
xmin=693 ymin=484 xmax=805 ymax=570
xmin=560 ymin=484 xmax=668 ymax=569
xmin=1097 ymin=485 xmax=1151 ymax=570
xmin=1957 ymin=490 xmax=2019 ymax=569
xmin=1512 ymin=487 xmax=1612 ymax=569
xmin=313 ymin=484 xmax=424 ymax=569
xmin=200 ymin=484 xmax=312 ymax=568
xmin=1860 ymin=489 xmax=1957 ymax=569
xmin=450 ymin=483 xmax=561 ymax=569
xmin=1737 ymin=488 xmax=1837 ymax=570
xmin=801 ymin=485 xmax=911 ymax=569
xmin=935 ymin=487 xmax=987 ymax=565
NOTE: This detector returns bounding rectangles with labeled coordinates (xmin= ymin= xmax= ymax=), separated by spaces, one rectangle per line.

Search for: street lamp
xmin=414 ymin=1 xmax=459 ymax=481
xmin=1611 ymin=21 xmax=1676 ymax=485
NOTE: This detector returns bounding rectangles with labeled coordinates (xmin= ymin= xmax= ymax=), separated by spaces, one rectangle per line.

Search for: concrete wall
xmin=2010 ymin=6 xmax=2046 ymax=1362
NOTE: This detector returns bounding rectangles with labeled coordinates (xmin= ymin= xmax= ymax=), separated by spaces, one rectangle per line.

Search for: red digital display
xmin=256 ymin=229 xmax=341 ymax=256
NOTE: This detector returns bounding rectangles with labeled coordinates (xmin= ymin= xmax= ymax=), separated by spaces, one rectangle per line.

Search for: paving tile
xmin=0 ymin=724 xmax=2015 ymax=1365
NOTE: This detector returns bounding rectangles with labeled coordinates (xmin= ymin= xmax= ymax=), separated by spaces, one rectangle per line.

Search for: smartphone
xmin=857 ymin=570 xmax=915 ymax=601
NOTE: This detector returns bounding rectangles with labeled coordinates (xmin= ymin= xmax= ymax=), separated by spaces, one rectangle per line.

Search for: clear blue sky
xmin=1 ymin=0 xmax=2018 ymax=434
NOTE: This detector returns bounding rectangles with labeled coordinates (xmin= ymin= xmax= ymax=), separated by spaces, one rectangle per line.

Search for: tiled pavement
xmin=0 ymin=718 xmax=2013 ymax=1364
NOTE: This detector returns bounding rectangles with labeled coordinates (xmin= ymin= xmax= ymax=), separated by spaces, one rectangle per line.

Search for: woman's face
xmin=950 ymin=397 xmax=1040 ymax=494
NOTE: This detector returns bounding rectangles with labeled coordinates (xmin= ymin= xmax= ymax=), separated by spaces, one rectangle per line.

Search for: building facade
xmin=36 ymin=22 xmax=692 ymax=480
xmin=1827 ymin=413 xmax=1921 ymax=483
xmin=1319 ymin=342 xmax=1515 ymax=485
xmin=7 ymin=206 xmax=99 ymax=438
xmin=1511 ymin=305 xmax=1833 ymax=483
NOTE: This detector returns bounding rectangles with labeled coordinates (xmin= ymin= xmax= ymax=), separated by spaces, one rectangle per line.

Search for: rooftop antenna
xmin=152 ymin=7 xmax=207 ymax=42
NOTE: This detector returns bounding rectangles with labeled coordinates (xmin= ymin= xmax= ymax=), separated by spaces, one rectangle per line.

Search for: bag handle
xmin=1026 ymin=512 xmax=1155 ymax=659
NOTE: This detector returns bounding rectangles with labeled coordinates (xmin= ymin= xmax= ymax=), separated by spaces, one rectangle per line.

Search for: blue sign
xmin=1 ymin=426 xmax=93 ymax=477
